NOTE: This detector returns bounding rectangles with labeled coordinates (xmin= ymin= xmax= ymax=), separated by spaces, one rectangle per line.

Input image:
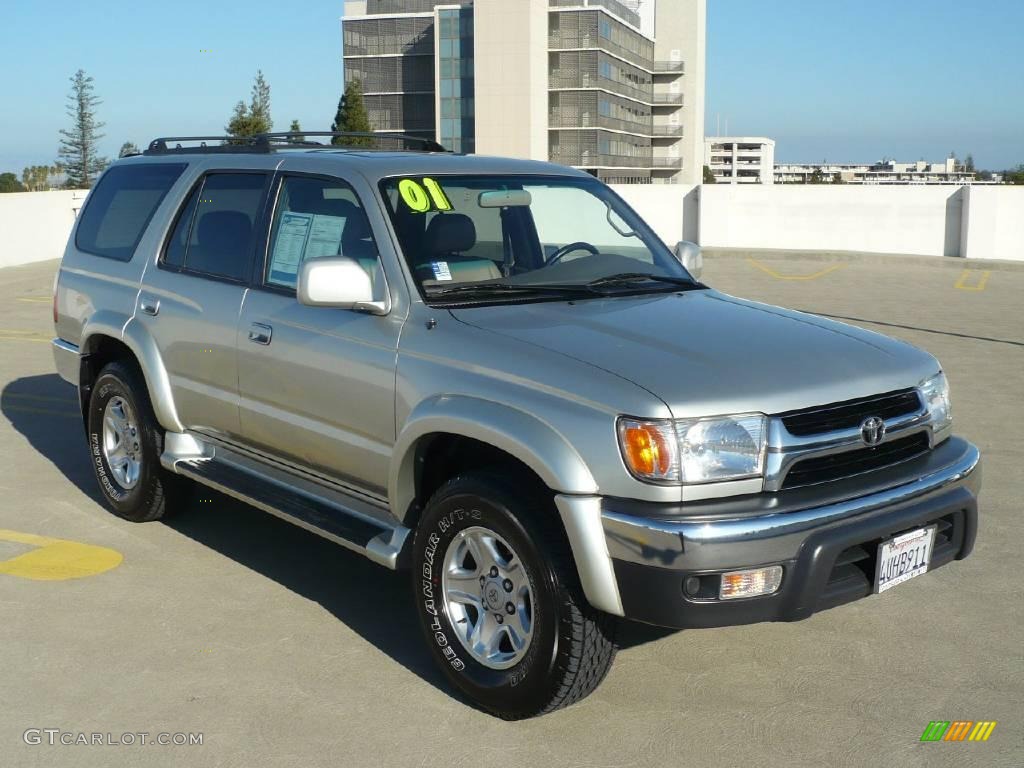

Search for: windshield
xmin=379 ymin=174 xmax=698 ymax=303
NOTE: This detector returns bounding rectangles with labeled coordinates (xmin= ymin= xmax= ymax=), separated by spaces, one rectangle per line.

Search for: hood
xmin=450 ymin=290 xmax=939 ymax=417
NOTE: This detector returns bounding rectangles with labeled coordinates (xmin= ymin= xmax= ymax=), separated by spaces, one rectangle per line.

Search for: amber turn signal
xmin=618 ymin=419 xmax=679 ymax=481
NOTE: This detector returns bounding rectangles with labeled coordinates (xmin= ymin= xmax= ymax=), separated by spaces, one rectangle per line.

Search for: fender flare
xmin=81 ymin=312 xmax=183 ymax=433
xmin=389 ymin=394 xmax=598 ymax=526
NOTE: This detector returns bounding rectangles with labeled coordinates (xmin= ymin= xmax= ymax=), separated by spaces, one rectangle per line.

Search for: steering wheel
xmin=546 ymin=241 xmax=600 ymax=265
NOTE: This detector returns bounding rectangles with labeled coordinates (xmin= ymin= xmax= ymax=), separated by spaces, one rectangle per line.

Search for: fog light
xmin=719 ymin=566 xmax=783 ymax=600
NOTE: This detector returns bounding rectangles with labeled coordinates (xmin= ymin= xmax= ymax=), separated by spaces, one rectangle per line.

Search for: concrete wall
xmin=0 ymin=191 xmax=85 ymax=269
xmin=1 ymin=185 xmax=1021 ymax=271
xmin=611 ymin=183 xmax=1023 ymax=261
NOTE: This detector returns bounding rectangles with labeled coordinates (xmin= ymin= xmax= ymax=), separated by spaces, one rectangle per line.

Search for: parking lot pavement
xmin=1 ymin=254 xmax=1021 ymax=768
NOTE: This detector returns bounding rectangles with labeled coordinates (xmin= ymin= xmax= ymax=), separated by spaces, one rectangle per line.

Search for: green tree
xmin=289 ymin=119 xmax=304 ymax=142
xmin=226 ymin=70 xmax=273 ymax=141
xmin=702 ymin=164 xmax=716 ymax=184
xmin=1005 ymin=164 xmax=1024 ymax=185
xmin=21 ymin=165 xmax=55 ymax=191
xmin=832 ymin=172 xmax=843 ymax=184
xmin=331 ymin=79 xmax=374 ymax=146
xmin=964 ymin=154 xmax=975 ymax=172
xmin=808 ymin=168 xmax=825 ymax=184
xmin=118 ymin=141 xmax=141 ymax=158
xmin=57 ymin=69 xmax=108 ymax=189
xmin=0 ymin=172 xmax=26 ymax=193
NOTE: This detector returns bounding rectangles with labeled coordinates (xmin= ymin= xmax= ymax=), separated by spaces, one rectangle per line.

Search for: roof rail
xmin=143 ymin=132 xmax=448 ymax=156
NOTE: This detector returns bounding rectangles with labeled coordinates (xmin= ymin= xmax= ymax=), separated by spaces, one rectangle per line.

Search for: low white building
xmin=774 ymin=157 xmax=984 ymax=185
xmin=704 ymin=137 xmax=775 ymax=184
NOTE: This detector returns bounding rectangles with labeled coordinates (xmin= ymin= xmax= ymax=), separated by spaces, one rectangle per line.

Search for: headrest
xmin=425 ymin=213 xmax=476 ymax=254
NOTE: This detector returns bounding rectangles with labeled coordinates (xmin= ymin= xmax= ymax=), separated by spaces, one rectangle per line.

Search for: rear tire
xmin=86 ymin=361 xmax=189 ymax=522
xmin=412 ymin=471 xmax=617 ymax=719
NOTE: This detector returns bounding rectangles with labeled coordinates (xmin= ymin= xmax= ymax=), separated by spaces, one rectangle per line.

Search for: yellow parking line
xmin=1 ymin=404 xmax=78 ymax=418
xmin=746 ymin=258 xmax=846 ymax=281
xmin=0 ymin=331 xmax=50 ymax=343
xmin=954 ymin=269 xmax=991 ymax=291
xmin=0 ymin=529 xmax=123 ymax=581
xmin=5 ymin=393 xmax=75 ymax=404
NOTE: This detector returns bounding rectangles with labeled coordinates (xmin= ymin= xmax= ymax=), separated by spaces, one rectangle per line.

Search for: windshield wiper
xmin=583 ymin=272 xmax=703 ymax=290
xmin=423 ymin=282 xmax=596 ymax=299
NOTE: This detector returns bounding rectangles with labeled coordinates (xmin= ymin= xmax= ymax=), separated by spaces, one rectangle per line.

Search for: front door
xmin=235 ymin=171 xmax=403 ymax=496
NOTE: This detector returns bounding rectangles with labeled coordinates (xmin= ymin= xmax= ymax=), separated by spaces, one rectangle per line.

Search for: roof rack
xmin=143 ymin=132 xmax=448 ymax=156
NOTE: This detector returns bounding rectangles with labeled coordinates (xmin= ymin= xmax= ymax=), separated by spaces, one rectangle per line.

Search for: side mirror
xmin=297 ymin=257 xmax=387 ymax=314
xmin=674 ymin=240 xmax=703 ymax=280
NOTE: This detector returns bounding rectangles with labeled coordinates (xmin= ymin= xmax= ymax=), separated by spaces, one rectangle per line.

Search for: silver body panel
xmin=51 ymin=148 xmax=978 ymax=620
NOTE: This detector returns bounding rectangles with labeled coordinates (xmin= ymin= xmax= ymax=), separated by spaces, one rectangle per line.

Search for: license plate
xmin=875 ymin=525 xmax=936 ymax=593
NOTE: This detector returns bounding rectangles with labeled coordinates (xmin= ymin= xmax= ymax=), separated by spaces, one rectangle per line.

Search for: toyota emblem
xmin=860 ymin=416 xmax=886 ymax=446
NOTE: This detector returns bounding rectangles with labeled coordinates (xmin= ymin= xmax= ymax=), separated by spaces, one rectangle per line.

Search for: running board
xmin=163 ymin=439 xmax=409 ymax=569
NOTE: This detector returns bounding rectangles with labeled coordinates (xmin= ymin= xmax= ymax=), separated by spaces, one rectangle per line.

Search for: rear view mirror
xmin=297 ymin=257 xmax=387 ymax=314
xmin=478 ymin=189 xmax=532 ymax=208
xmin=674 ymin=240 xmax=703 ymax=280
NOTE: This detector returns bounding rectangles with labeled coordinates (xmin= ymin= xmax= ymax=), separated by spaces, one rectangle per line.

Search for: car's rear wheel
xmin=86 ymin=361 xmax=189 ymax=522
xmin=412 ymin=472 xmax=617 ymax=719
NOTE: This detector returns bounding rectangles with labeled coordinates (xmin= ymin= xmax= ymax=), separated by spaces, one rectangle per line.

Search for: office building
xmin=705 ymin=137 xmax=775 ymax=184
xmin=342 ymin=0 xmax=706 ymax=183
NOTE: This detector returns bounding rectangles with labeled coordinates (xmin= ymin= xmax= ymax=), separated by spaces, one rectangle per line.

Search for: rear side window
xmin=161 ymin=172 xmax=268 ymax=282
xmin=75 ymin=163 xmax=186 ymax=261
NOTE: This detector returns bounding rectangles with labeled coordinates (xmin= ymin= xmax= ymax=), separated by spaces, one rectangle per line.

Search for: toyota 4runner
xmin=51 ymin=132 xmax=981 ymax=719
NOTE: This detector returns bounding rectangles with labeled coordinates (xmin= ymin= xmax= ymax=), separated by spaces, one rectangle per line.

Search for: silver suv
xmin=52 ymin=133 xmax=981 ymax=719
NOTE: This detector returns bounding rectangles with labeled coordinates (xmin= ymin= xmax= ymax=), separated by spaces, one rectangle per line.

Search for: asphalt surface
xmin=1 ymin=253 xmax=1021 ymax=768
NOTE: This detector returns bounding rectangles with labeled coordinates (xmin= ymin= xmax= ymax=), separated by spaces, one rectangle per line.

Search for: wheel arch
xmin=390 ymin=395 xmax=598 ymax=528
xmin=79 ymin=312 xmax=183 ymax=433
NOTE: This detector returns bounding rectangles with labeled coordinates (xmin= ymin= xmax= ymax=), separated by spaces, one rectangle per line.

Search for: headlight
xmin=920 ymin=372 xmax=952 ymax=433
xmin=618 ymin=414 xmax=767 ymax=485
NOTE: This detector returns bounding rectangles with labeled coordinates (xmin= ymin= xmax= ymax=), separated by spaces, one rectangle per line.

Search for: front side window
xmin=379 ymin=175 xmax=698 ymax=305
xmin=76 ymin=163 xmax=186 ymax=261
xmin=161 ymin=172 xmax=268 ymax=282
xmin=265 ymin=176 xmax=382 ymax=294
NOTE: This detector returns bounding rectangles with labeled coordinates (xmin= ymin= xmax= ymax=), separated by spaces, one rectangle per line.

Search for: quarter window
xmin=76 ymin=163 xmax=186 ymax=261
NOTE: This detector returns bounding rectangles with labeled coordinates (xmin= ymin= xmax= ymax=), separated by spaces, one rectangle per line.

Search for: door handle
xmin=139 ymin=295 xmax=160 ymax=316
xmin=248 ymin=323 xmax=272 ymax=345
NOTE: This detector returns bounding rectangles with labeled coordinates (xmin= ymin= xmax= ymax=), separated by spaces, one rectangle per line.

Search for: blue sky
xmin=0 ymin=0 xmax=1021 ymax=174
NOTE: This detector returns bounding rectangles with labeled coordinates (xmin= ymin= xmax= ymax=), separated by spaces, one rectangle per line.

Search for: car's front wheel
xmin=412 ymin=472 xmax=617 ymax=719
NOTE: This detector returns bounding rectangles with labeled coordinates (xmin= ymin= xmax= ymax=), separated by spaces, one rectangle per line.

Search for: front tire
xmin=412 ymin=472 xmax=617 ymax=719
xmin=86 ymin=361 xmax=187 ymax=522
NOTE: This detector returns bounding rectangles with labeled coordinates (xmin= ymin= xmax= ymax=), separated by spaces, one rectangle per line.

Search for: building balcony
xmin=651 ymin=124 xmax=683 ymax=137
xmin=549 ymin=114 xmax=654 ymax=135
xmin=652 ymin=92 xmax=683 ymax=105
xmin=551 ymin=151 xmax=654 ymax=169
xmin=549 ymin=0 xmax=641 ymax=29
xmin=651 ymin=156 xmax=682 ymax=168
xmin=549 ymin=75 xmax=654 ymax=106
xmin=652 ymin=60 xmax=684 ymax=74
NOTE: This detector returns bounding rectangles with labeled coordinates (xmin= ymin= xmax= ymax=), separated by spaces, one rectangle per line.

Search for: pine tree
xmin=289 ymin=119 xmax=304 ymax=142
xmin=58 ymin=69 xmax=108 ymax=189
xmin=119 ymin=141 xmax=141 ymax=158
xmin=331 ymin=79 xmax=374 ymax=146
xmin=226 ymin=70 xmax=273 ymax=142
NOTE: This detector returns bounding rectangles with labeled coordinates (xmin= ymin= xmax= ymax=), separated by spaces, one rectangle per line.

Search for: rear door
xmin=136 ymin=169 xmax=272 ymax=438
xmin=235 ymin=168 xmax=403 ymax=496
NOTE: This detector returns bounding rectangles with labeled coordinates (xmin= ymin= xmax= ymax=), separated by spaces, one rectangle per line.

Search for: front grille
xmin=818 ymin=512 xmax=962 ymax=611
xmin=782 ymin=433 xmax=930 ymax=489
xmin=781 ymin=389 xmax=922 ymax=437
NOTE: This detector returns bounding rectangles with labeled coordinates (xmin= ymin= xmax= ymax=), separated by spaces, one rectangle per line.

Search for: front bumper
xmin=597 ymin=436 xmax=980 ymax=628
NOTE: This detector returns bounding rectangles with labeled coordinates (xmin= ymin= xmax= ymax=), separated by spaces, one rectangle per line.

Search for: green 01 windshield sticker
xmin=398 ymin=177 xmax=452 ymax=213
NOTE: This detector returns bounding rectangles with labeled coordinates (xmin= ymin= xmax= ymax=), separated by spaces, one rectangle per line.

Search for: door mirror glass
xmin=297 ymin=257 xmax=383 ymax=313
xmin=674 ymin=240 xmax=703 ymax=280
